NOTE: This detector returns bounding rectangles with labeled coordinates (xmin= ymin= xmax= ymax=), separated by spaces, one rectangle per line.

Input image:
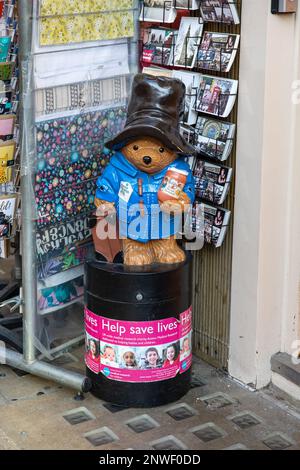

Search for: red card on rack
xmin=0 ymin=1 xmax=4 ymax=17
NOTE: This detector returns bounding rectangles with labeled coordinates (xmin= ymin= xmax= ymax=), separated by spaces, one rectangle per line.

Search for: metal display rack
xmin=0 ymin=0 xmax=139 ymax=391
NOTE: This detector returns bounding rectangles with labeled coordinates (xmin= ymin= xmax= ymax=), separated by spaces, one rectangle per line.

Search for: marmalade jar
xmin=158 ymin=168 xmax=188 ymax=202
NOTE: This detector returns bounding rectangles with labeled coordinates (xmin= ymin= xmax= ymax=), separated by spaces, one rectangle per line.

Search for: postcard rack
xmin=139 ymin=0 xmax=241 ymax=368
xmin=140 ymin=0 xmax=241 ymax=23
xmin=0 ymin=2 xmax=21 ymax=309
xmin=0 ymin=0 xmax=140 ymax=392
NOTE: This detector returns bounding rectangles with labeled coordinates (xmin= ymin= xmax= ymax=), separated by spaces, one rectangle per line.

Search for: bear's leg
xmin=151 ymin=236 xmax=186 ymax=264
xmin=123 ymin=238 xmax=155 ymax=266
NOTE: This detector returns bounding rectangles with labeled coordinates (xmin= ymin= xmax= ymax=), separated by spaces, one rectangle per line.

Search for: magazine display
xmin=193 ymin=160 xmax=232 ymax=205
xmin=142 ymin=65 xmax=173 ymax=77
xmin=140 ymin=0 xmax=177 ymax=23
xmin=196 ymin=74 xmax=238 ymax=118
xmin=173 ymin=17 xmax=204 ymax=69
xmin=195 ymin=116 xmax=236 ymax=161
xmin=174 ymin=0 xmax=200 ymax=9
xmin=197 ymin=32 xmax=240 ymax=73
xmin=193 ymin=202 xmax=231 ymax=247
xmin=172 ymin=70 xmax=201 ymax=125
xmin=200 ymin=0 xmax=240 ymax=25
xmin=142 ymin=28 xmax=177 ymax=66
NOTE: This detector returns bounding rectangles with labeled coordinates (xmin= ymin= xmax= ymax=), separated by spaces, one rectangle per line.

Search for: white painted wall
xmin=229 ymin=0 xmax=300 ymax=389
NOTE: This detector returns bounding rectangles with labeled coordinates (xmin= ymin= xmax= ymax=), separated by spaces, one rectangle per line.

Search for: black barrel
xmin=85 ymin=254 xmax=193 ymax=407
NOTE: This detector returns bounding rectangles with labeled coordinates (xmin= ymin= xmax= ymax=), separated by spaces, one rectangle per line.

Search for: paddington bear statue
xmin=94 ymin=74 xmax=196 ymax=266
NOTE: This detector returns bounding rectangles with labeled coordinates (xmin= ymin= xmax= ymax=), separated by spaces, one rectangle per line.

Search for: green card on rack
xmin=0 ymin=62 xmax=14 ymax=81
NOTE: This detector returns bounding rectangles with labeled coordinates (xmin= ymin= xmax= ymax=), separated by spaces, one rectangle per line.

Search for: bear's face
xmin=122 ymin=137 xmax=177 ymax=174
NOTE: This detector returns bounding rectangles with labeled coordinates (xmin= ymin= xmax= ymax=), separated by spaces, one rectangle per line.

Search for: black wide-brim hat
xmin=105 ymin=74 xmax=196 ymax=155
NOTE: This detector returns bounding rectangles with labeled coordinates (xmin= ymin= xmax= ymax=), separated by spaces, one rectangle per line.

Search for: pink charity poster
xmin=84 ymin=306 xmax=192 ymax=383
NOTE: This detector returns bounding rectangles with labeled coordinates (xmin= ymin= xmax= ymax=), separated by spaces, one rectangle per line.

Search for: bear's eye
xmin=133 ymin=145 xmax=139 ymax=151
xmin=159 ymin=147 xmax=165 ymax=153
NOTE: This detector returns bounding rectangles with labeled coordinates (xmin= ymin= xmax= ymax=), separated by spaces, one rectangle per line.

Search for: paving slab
xmin=0 ymin=354 xmax=299 ymax=450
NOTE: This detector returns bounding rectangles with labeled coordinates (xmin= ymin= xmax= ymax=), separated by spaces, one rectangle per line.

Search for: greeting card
xmin=0 ymin=114 xmax=15 ymax=140
xmin=0 ymin=62 xmax=14 ymax=81
xmin=0 ymin=141 xmax=15 ymax=166
xmin=0 ymin=193 xmax=17 ymax=228
xmin=0 ymin=37 xmax=11 ymax=63
xmin=0 ymin=166 xmax=12 ymax=184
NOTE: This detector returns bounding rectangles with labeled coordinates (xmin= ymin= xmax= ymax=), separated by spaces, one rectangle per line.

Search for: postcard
xmin=140 ymin=0 xmax=177 ymax=24
xmin=200 ymin=0 xmax=240 ymax=25
xmin=173 ymin=17 xmax=204 ymax=69
xmin=196 ymin=75 xmax=238 ymax=118
xmin=172 ymin=69 xmax=201 ymax=125
xmin=142 ymin=28 xmax=176 ymax=66
xmin=197 ymin=32 xmax=240 ymax=73
xmin=195 ymin=116 xmax=236 ymax=161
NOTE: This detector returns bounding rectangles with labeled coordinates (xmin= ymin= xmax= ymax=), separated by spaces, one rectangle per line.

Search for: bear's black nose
xmin=143 ymin=156 xmax=152 ymax=165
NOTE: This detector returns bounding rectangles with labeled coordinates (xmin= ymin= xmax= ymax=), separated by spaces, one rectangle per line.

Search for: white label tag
xmin=118 ymin=181 xmax=133 ymax=203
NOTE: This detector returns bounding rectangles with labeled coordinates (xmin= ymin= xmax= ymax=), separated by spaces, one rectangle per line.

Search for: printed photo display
xmin=193 ymin=159 xmax=233 ymax=205
xmin=197 ymin=32 xmax=240 ymax=73
xmin=196 ymin=75 xmax=238 ymax=118
xmin=195 ymin=116 xmax=236 ymax=161
xmin=199 ymin=0 xmax=240 ymax=25
xmin=140 ymin=0 xmax=177 ymax=23
xmin=85 ymin=309 xmax=193 ymax=381
xmin=172 ymin=70 xmax=201 ymax=125
xmin=97 ymin=340 xmax=189 ymax=369
xmin=174 ymin=0 xmax=200 ymax=9
xmin=192 ymin=202 xmax=231 ymax=248
xmin=142 ymin=27 xmax=176 ymax=66
xmin=173 ymin=17 xmax=204 ymax=69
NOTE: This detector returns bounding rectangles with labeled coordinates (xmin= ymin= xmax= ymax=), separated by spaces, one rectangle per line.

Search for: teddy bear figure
xmin=94 ymin=74 xmax=196 ymax=266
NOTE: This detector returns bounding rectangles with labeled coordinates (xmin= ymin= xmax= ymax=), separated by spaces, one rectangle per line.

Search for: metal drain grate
xmin=166 ymin=403 xmax=197 ymax=421
xmin=126 ymin=415 xmax=160 ymax=434
xmin=191 ymin=376 xmax=207 ymax=388
xmin=63 ymin=407 xmax=96 ymax=426
xmin=191 ymin=423 xmax=226 ymax=443
xmin=200 ymin=392 xmax=235 ymax=409
xmin=225 ymin=443 xmax=248 ymax=450
xmin=12 ymin=368 xmax=29 ymax=377
xmin=103 ymin=403 xmax=129 ymax=413
xmin=84 ymin=427 xmax=119 ymax=447
xmin=150 ymin=435 xmax=187 ymax=450
xmin=229 ymin=412 xmax=261 ymax=429
xmin=263 ymin=433 xmax=293 ymax=450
